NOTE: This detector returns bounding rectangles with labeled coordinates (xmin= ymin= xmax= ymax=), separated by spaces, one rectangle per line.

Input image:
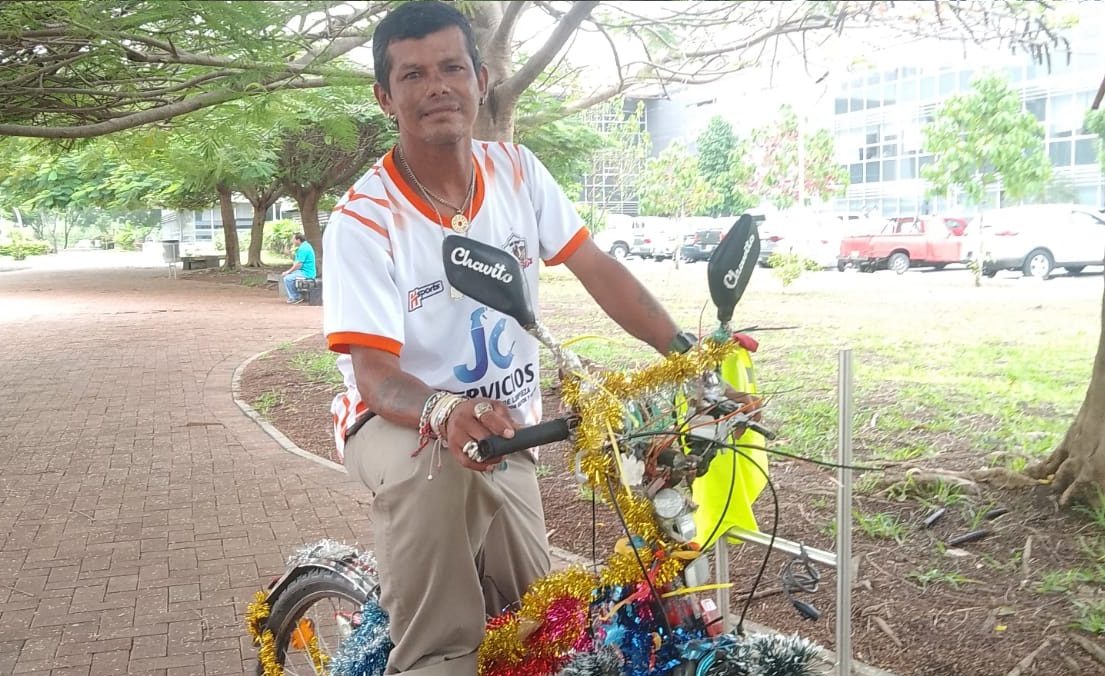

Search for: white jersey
xmin=323 ymin=140 xmax=588 ymax=459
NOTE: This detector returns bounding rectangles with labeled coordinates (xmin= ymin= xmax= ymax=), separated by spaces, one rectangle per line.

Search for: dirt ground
xmin=234 ymin=260 xmax=1105 ymax=676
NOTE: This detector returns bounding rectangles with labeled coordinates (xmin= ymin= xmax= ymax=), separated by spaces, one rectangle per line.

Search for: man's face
xmin=374 ymin=26 xmax=487 ymax=146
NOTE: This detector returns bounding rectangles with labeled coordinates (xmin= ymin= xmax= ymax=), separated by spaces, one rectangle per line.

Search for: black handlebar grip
xmin=476 ymin=418 xmax=573 ymax=461
xmin=747 ymin=420 xmax=777 ymax=441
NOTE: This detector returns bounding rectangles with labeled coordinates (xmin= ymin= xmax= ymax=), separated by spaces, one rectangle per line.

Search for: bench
xmin=181 ymin=254 xmax=225 ymax=270
xmin=294 ymin=277 xmax=323 ymax=306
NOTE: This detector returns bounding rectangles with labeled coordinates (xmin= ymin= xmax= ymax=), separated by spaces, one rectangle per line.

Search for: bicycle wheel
xmin=260 ymin=569 xmax=370 ymax=676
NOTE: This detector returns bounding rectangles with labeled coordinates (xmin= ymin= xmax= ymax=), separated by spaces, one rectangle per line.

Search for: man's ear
xmin=374 ymin=81 xmax=392 ymax=117
xmin=477 ymin=63 xmax=489 ymax=101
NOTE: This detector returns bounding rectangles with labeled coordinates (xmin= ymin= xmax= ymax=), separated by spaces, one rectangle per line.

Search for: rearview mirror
xmin=442 ymin=235 xmax=536 ymax=329
xmin=707 ymin=214 xmax=760 ymax=324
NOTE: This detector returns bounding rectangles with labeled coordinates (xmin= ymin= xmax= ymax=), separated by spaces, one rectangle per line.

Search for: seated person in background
xmin=282 ymin=233 xmax=317 ymax=304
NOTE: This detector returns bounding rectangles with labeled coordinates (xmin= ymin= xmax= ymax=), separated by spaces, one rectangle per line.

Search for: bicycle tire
xmin=259 ymin=568 xmax=370 ymax=676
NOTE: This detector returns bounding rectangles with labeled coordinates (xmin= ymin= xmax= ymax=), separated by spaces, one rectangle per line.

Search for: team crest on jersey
xmin=504 ymin=234 xmax=533 ymax=269
xmin=408 ymin=280 xmax=444 ymax=311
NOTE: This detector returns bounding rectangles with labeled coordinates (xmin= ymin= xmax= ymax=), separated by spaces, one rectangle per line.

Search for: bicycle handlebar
xmin=475 ymin=417 xmax=574 ymax=462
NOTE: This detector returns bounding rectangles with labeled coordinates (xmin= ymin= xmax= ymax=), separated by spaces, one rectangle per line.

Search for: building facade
xmin=592 ymin=12 xmax=1105 ymax=221
xmin=830 ymin=27 xmax=1105 ymax=217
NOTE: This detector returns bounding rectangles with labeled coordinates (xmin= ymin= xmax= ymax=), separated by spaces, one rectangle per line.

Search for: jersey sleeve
xmin=322 ymin=205 xmax=405 ymax=356
xmin=517 ymin=145 xmax=589 ymax=265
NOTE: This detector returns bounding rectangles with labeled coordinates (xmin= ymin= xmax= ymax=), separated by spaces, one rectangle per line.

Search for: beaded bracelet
xmin=429 ymin=393 xmax=466 ymax=439
xmin=418 ymin=391 xmax=452 ymax=443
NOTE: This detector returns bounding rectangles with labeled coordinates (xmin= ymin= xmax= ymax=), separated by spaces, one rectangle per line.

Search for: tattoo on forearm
xmin=371 ymin=373 xmax=430 ymax=427
xmin=636 ymin=285 xmax=667 ymax=320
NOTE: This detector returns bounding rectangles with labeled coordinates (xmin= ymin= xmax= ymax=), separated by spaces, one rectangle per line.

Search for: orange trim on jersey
xmin=499 ymin=141 xmax=524 ymax=189
xmin=546 ymin=227 xmax=589 ymax=266
xmin=382 ymin=147 xmax=486 ymax=230
xmin=482 ymin=143 xmax=496 ymax=183
xmin=327 ymin=332 xmax=402 ymax=356
xmin=337 ymin=206 xmax=389 ymax=240
xmin=347 ymin=189 xmax=389 ymax=208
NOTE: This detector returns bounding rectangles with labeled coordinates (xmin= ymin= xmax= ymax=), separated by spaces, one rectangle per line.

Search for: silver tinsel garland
xmin=286 ymin=538 xmax=362 ymax=567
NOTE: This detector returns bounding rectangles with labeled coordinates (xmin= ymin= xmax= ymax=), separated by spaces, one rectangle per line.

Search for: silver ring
xmin=473 ymin=402 xmax=494 ymax=419
xmin=462 ymin=440 xmax=480 ymax=459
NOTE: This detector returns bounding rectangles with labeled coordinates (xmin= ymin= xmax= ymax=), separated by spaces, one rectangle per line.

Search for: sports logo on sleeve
xmin=408 ymin=280 xmax=444 ymax=312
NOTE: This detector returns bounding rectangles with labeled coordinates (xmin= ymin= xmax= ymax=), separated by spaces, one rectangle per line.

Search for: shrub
xmin=264 ymin=219 xmax=300 ymax=256
xmin=768 ymin=251 xmax=821 ymax=286
xmin=0 ymin=231 xmax=51 ymax=260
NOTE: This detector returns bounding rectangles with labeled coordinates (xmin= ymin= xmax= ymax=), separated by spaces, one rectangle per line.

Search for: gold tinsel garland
xmin=561 ymin=338 xmax=739 ymax=542
xmin=246 ymin=591 xmax=284 ymax=676
xmin=245 ymin=590 xmax=328 ymax=676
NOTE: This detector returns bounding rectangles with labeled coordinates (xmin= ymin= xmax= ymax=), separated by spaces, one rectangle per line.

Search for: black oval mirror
xmin=442 ymin=235 xmax=536 ymax=329
xmin=706 ymin=214 xmax=760 ymax=324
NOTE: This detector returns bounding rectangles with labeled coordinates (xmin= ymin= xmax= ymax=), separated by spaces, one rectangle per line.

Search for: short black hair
xmin=293 ymin=233 xmax=305 ymax=243
xmin=372 ymin=1 xmax=481 ymax=93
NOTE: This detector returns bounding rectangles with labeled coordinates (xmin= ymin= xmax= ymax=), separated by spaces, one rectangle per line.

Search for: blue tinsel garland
xmin=329 ymin=601 xmax=394 ymax=676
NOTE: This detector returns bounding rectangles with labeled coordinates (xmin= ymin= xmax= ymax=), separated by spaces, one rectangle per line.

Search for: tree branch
xmin=494 ymin=0 xmax=598 ymax=104
xmin=0 ymin=77 xmax=333 ymax=139
xmin=490 ymin=1 xmax=529 ymax=55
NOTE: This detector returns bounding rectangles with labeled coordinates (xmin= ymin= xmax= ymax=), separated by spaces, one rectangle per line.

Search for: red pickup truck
xmin=838 ymin=216 xmax=967 ymax=274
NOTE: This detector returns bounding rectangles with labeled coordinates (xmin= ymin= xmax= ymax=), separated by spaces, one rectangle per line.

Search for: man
xmin=321 ymin=3 xmax=698 ymax=674
xmin=282 ymin=233 xmax=316 ymax=304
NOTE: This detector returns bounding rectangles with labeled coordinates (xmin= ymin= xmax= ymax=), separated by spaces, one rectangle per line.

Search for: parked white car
xmin=968 ymin=204 xmax=1105 ymax=279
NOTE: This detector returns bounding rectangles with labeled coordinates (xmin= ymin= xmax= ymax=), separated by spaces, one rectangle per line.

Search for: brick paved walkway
xmin=0 ymin=254 xmax=372 ymax=676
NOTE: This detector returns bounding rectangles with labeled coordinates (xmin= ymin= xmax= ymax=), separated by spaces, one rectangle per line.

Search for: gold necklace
xmin=396 ymin=145 xmax=475 ymax=234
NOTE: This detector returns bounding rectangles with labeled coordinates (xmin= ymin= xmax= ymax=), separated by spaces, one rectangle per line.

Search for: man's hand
xmin=444 ymin=398 xmax=516 ymax=472
xmin=725 ymin=386 xmax=764 ymax=423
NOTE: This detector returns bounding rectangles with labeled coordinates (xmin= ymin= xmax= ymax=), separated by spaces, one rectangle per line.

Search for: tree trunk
xmin=246 ymin=207 xmax=267 ymax=267
xmin=1027 ymin=274 xmax=1105 ymax=507
xmin=292 ymin=187 xmax=324 ymax=277
xmin=243 ymin=193 xmax=279 ymax=268
xmin=216 ymin=184 xmax=240 ymax=270
xmin=474 ymin=93 xmax=516 ymax=142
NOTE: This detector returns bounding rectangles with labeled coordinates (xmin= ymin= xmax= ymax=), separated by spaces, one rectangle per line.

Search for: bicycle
xmin=245 ymin=214 xmax=822 ymax=676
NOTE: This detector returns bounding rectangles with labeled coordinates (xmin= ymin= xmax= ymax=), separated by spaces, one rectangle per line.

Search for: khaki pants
xmin=344 ymin=416 xmax=551 ymax=676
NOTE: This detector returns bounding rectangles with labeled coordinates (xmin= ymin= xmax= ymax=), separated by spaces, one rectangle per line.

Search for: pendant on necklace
xmin=450 ymin=213 xmax=470 ymax=234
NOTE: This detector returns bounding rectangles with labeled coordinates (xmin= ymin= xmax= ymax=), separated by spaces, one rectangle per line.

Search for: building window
xmin=865 ymin=88 xmax=881 ymax=110
xmin=850 ymin=163 xmax=864 ymax=184
xmin=920 ymin=76 xmax=936 ymax=100
xmin=1025 ymin=97 xmax=1045 ymax=122
xmin=865 ymin=161 xmax=881 ymax=183
xmin=1048 ymin=140 xmax=1072 ymax=167
xmin=938 ymin=70 xmax=956 ymax=95
xmin=958 ymin=69 xmax=974 ymax=90
xmin=901 ymin=78 xmax=918 ymax=102
xmin=1075 ymin=185 xmax=1100 ymax=207
xmin=1049 ymin=94 xmax=1076 ymax=137
xmin=835 ymin=97 xmax=848 ymax=114
xmin=1075 ymin=138 xmax=1099 ymax=165
xmin=882 ymin=82 xmax=897 ymax=107
xmin=900 ymin=156 xmax=917 ymax=180
xmin=882 ymin=159 xmax=898 ymax=181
